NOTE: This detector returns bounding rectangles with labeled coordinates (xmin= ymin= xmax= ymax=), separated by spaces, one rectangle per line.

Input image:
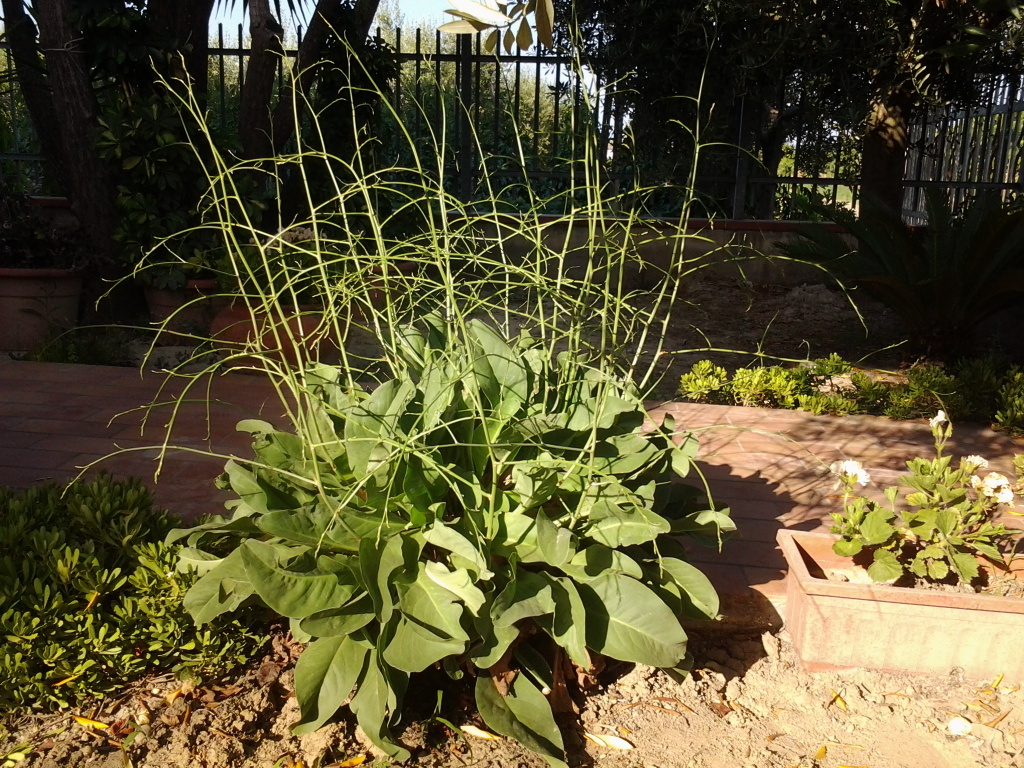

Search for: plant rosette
xmin=169 ymin=317 xmax=734 ymax=766
xmin=827 ymin=411 xmax=1024 ymax=587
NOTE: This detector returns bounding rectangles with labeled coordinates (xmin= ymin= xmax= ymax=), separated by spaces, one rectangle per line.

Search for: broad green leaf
xmin=240 ymin=541 xmax=357 ymax=619
xmin=359 ymin=535 xmax=419 ymax=623
xmin=859 ymin=508 xmax=895 ymax=546
xmin=182 ymin=548 xmax=254 ymax=625
xmin=424 ymin=561 xmax=486 ymax=614
xmin=175 ymin=547 xmax=223 ymax=576
xmin=322 ymin=508 xmax=407 ymax=552
xmin=926 ymin=557 xmax=949 ymax=580
xmin=475 ymin=675 xmax=566 ymax=768
xmin=383 ymin=566 xmax=470 ymax=672
xmin=584 ymin=490 xmax=670 ymax=548
xmin=656 ymin=558 xmax=720 ymax=621
xmin=832 ymin=539 xmax=863 ymax=557
xmin=219 ymin=460 xmax=270 ymax=513
xmin=867 ymin=548 xmax=903 ymax=583
xmin=540 ymin=575 xmax=590 ymax=668
xmin=591 ymin=433 xmax=661 ymax=476
xmin=950 ymin=551 xmax=980 ymax=582
xmin=299 ymin=594 xmax=375 ymax=637
xmin=349 ymin=649 xmax=410 ymax=760
xmin=494 ymin=570 xmax=555 ymax=628
xmin=473 ymin=582 xmax=520 ymax=667
xmin=577 ymin=572 xmax=687 ymax=668
xmin=935 ymin=508 xmax=958 ymax=536
xmin=468 ymin=319 xmax=529 ymax=417
xmin=293 ymin=636 xmax=370 ymax=734
xmin=423 ymin=522 xmax=493 ymax=579
xmin=535 ymin=513 xmax=573 ymax=568
xmin=560 ymin=544 xmax=643 ymax=582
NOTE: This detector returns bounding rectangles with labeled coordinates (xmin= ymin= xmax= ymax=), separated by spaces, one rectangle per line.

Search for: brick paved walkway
xmin=2 ymin=359 xmax=1021 ymax=627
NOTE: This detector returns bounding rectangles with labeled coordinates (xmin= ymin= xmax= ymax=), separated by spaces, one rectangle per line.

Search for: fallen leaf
xmin=72 ymin=716 xmax=108 ymax=730
xmin=708 ymin=699 xmax=733 ymax=718
xmin=985 ymin=710 xmax=1011 ymax=728
xmin=583 ymin=733 xmax=634 ymax=750
xmin=766 ymin=733 xmax=787 ymax=742
xmin=652 ymin=696 xmax=696 ymax=714
xmin=814 ymin=745 xmax=828 ymax=760
xmin=335 ymin=756 xmax=367 ymax=768
xmin=460 ymin=725 xmax=501 ymax=740
xmin=991 ymin=673 xmax=1005 ymax=690
xmin=51 ymin=674 xmax=81 ymax=688
xmin=164 ymin=688 xmax=184 ymax=706
xmin=827 ymin=690 xmax=848 ymax=712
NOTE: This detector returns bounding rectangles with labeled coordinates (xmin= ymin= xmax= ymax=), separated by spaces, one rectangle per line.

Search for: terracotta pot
xmin=209 ymin=300 xmax=339 ymax=371
xmin=0 ymin=268 xmax=82 ymax=352
xmin=144 ymin=279 xmax=227 ymax=345
xmin=777 ymin=528 xmax=1024 ymax=679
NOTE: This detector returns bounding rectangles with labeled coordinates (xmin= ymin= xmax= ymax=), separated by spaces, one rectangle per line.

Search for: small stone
xmin=948 ymin=716 xmax=973 ymax=736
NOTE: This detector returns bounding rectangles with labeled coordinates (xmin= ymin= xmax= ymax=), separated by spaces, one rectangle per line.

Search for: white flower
xmin=829 ymin=459 xmax=871 ymax=487
xmin=971 ymin=472 xmax=1014 ymax=503
xmin=962 ymin=454 xmax=989 ymax=469
xmin=930 ymin=410 xmax=948 ymax=428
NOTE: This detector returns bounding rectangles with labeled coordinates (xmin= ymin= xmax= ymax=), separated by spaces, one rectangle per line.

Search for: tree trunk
xmin=35 ymin=0 xmax=117 ymax=266
xmin=238 ymin=0 xmax=285 ymax=160
xmin=270 ymin=0 xmax=382 ymax=157
xmin=860 ymin=85 xmax=914 ymax=217
xmin=149 ymin=0 xmax=217 ymax=99
xmin=1 ymin=0 xmax=68 ymax=192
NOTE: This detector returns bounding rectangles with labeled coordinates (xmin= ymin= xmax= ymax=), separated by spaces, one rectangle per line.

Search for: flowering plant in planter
xmin=828 ymin=411 xmax=1023 ymax=585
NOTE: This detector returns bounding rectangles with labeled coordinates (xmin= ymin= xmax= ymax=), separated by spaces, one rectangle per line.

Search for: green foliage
xmin=679 ymin=355 xmax=849 ymax=412
xmin=829 ymin=417 xmax=1022 ymax=586
xmin=780 ymin=192 xmax=1024 ymax=357
xmin=679 ymin=354 xmax=1024 ymax=429
xmin=0 ymin=476 xmax=264 ymax=713
xmin=173 ymin=319 xmax=732 ymax=765
xmin=995 ymin=367 xmax=1024 ymax=436
xmin=17 ymin=326 xmax=143 ymax=367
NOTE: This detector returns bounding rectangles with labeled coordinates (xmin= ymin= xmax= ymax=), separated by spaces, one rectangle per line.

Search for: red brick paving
xmin=2 ymin=359 xmax=1022 ymax=627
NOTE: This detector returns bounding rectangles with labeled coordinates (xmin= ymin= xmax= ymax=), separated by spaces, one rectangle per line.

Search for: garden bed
xmin=2 ymin=628 xmax=1016 ymax=768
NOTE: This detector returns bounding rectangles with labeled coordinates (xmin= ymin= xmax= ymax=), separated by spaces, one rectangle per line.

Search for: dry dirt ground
xmin=4 ymin=626 xmax=1021 ymax=768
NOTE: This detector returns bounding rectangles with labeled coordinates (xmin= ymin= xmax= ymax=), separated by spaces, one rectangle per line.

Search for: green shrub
xmin=779 ymin=191 xmax=1024 ymax=358
xmin=996 ymin=367 xmax=1024 ymax=435
xmin=0 ymin=475 xmax=264 ymax=712
xmin=173 ymin=320 xmax=733 ymax=766
xmin=680 ymin=355 xmax=1022 ymax=430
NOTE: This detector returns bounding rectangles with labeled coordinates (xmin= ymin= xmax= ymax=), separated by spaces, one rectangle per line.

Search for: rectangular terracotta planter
xmin=777 ymin=528 xmax=1024 ymax=680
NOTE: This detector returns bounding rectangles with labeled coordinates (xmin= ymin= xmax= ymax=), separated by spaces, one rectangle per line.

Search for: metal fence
xmin=904 ymin=74 xmax=1024 ymax=223
xmin=2 ymin=22 xmax=1024 ymax=220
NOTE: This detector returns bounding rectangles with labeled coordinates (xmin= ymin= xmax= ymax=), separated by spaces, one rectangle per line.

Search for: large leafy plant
xmin=829 ymin=413 xmax=1022 ymax=585
xmin=172 ymin=317 xmax=732 ymax=765
xmin=780 ymin=191 xmax=1024 ymax=357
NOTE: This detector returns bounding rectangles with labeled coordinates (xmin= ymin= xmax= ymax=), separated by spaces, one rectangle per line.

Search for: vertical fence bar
xmin=394 ymin=27 xmax=402 ymax=113
xmin=457 ymin=34 xmax=473 ymax=202
xmin=218 ymin=24 xmax=226 ymax=135
xmin=532 ymin=49 xmax=541 ymax=163
xmin=414 ymin=28 xmax=423 ymax=144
